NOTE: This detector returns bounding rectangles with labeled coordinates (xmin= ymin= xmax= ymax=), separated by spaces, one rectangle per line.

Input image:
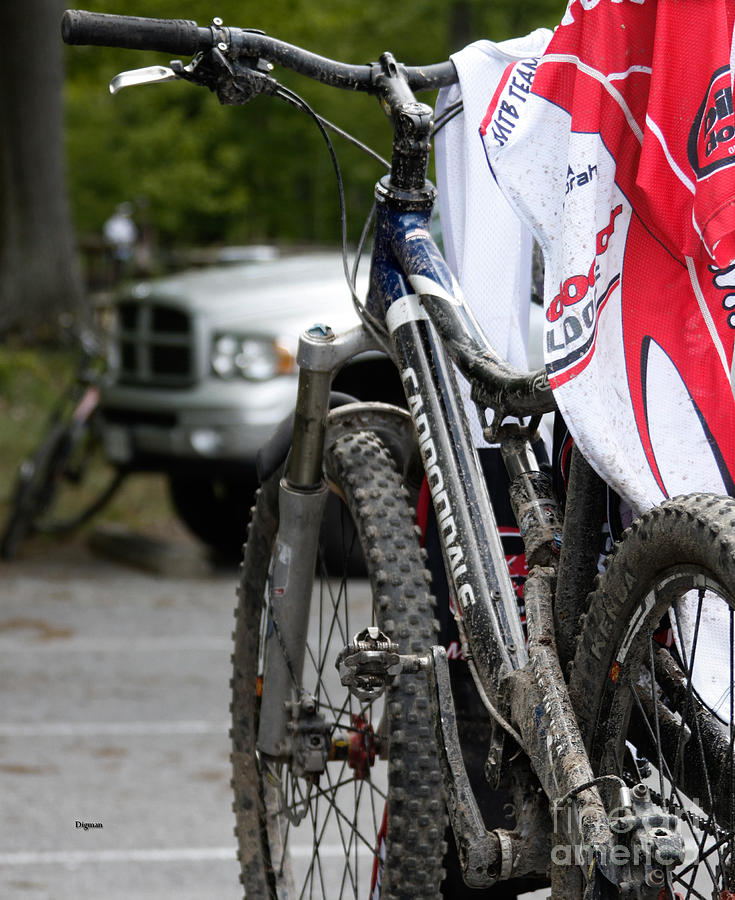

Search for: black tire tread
xmin=230 ymin=429 xmax=446 ymax=899
xmin=570 ymin=492 xmax=735 ymax=749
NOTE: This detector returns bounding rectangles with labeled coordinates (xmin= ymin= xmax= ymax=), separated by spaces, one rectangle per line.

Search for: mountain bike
xmin=63 ymin=10 xmax=735 ymax=899
xmin=1 ymin=326 xmax=125 ymax=559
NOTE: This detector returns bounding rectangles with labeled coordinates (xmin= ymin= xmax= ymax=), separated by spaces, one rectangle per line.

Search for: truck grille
xmin=116 ymin=301 xmax=195 ymax=387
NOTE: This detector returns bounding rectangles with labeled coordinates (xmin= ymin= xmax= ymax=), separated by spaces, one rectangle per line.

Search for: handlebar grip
xmin=61 ymin=10 xmax=210 ymax=54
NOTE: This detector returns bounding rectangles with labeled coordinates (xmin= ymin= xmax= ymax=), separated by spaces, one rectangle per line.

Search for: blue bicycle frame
xmin=257 ymin=62 xmax=614 ymax=878
xmin=369 ymin=179 xmax=527 ymax=690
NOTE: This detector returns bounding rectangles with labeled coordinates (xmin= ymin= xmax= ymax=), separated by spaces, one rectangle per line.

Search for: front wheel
xmin=570 ymin=493 xmax=735 ymax=898
xmin=230 ymin=429 xmax=446 ymax=899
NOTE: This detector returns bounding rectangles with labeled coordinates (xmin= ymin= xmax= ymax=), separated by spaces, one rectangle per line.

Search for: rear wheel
xmin=1 ymin=409 xmax=122 ymax=559
xmin=1 ymin=425 xmax=68 ymax=559
xmin=571 ymin=494 xmax=735 ymax=898
xmin=230 ymin=429 xmax=446 ymax=898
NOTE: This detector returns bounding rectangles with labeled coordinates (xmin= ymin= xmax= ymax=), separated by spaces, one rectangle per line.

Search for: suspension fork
xmin=256 ymin=323 xmax=379 ymax=758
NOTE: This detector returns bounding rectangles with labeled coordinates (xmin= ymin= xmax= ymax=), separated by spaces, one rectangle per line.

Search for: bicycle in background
xmin=1 ymin=324 xmax=124 ymax=559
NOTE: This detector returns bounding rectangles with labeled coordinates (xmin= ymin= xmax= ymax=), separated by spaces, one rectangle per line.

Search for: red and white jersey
xmin=435 ymin=30 xmax=552 ymax=445
xmin=481 ymin=0 xmax=735 ymax=511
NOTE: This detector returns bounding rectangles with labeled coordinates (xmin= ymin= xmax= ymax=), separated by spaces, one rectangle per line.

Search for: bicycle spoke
xmin=297 ymin=773 xmax=387 ymax=818
xmin=325 ymin=762 xmax=360 ymax=896
xmin=304 ymin=788 xmax=329 ymax=900
xmin=298 ymin=775 xmax=333 ymax=898
xmin=675 ymin=831 xmax=733 ymax=880
xmin=672 ymin=874 xmax=709 ymax=900
xmin=278 ymin=755 xmax=387 ymax=900
xmin=647 ymin=629 xmax=666 ymax=803
xmin=673 ymin=591 xmax=711 ymax=797
xmin=313 ymin=569 xmax=351 ymax=686
xmin=335 ymin=769 xmax=362 ymax=896
xmin=276 ymin=764 xmax=387 ymax=897
xmin=674 ymin=590 xmax=728 ymax=881
xmin=628 ymin=680 xmax=721 ymax=887
xmin=309 ymin=779 xmax=383 ymax=856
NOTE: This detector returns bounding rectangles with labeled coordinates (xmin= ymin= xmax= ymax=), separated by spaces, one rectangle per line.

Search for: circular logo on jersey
xmin=688 ymin=65 xmax=735 ymax=179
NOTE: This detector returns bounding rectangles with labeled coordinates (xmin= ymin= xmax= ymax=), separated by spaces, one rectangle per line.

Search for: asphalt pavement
xmin=0 ymin=534 xmax=242 ymax=900
xmin=0 ymin=532 xmax=549 ymax=900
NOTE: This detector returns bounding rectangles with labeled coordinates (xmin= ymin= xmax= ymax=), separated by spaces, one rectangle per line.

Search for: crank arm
xmin=336 ymin=635 xmax=507 ymax=884
xmin=428 ymin=645 xmax=506 ymax=887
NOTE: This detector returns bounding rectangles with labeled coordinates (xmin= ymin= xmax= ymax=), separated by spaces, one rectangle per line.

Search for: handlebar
xmin=62 ymin=10 xmax=552 ymax=419
xmin=61 ymin=10 xmax=457 ymax=93
xmin=61 ymin=11 xmax=210 ymax=55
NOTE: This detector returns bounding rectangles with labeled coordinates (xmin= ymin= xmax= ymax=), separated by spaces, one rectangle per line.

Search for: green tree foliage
xmin=65 ymin=0 xmax=563 ymax=249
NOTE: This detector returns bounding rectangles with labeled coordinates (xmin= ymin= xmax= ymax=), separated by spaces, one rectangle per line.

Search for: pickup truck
xmin=98 ymin=249 xmax=404 ymax=556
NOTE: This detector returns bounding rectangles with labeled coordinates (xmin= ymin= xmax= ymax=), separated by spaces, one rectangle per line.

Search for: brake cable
xmin=188 ymin=45 xmax=464 ymax=352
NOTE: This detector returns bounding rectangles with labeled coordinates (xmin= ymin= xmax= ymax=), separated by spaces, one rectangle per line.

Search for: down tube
xmin=385 ymin=296 xmax=528 ymax=690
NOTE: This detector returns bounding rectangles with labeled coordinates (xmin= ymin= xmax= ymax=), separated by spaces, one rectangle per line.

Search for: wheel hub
xmin=347 ymin=714 xmax=376 ymax=779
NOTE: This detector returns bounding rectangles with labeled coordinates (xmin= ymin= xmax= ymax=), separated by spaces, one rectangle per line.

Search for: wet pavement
xmin=0 ymin=537 xmax=242 ymax=899
xmin=0 ymin=534 xmax=548 ymax=900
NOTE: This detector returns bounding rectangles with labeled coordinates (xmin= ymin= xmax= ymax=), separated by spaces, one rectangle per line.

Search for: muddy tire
xmin=570 ymin=493 xmax=735 ymax=897
xmin=230 ymin=430 xmax=446 ymax=899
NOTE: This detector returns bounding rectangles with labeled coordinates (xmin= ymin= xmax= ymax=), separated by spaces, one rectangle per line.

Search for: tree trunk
xmin=0 ymin=0 xmax=85 ymax=340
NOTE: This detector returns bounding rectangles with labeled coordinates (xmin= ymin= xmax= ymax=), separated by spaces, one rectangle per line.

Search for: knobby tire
xmin=570 ymin=493 xmax=735 ymax=898
xmin=230 ymin=429 xmax=447 ymax=899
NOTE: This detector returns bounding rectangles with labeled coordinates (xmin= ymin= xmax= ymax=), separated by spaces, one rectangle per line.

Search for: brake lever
xmin=109 ymin=65 xmax=179 ymax=95
xmin=170 ymin=47 xmax=278 ymax=105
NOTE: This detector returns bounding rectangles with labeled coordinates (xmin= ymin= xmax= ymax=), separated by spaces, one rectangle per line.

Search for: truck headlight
xmin=211 ymin=334 xmax=295 ymax=381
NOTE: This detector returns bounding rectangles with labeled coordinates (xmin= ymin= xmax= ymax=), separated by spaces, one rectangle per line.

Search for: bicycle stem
xmin=373 ymin=52 xmax=434 ymax=193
